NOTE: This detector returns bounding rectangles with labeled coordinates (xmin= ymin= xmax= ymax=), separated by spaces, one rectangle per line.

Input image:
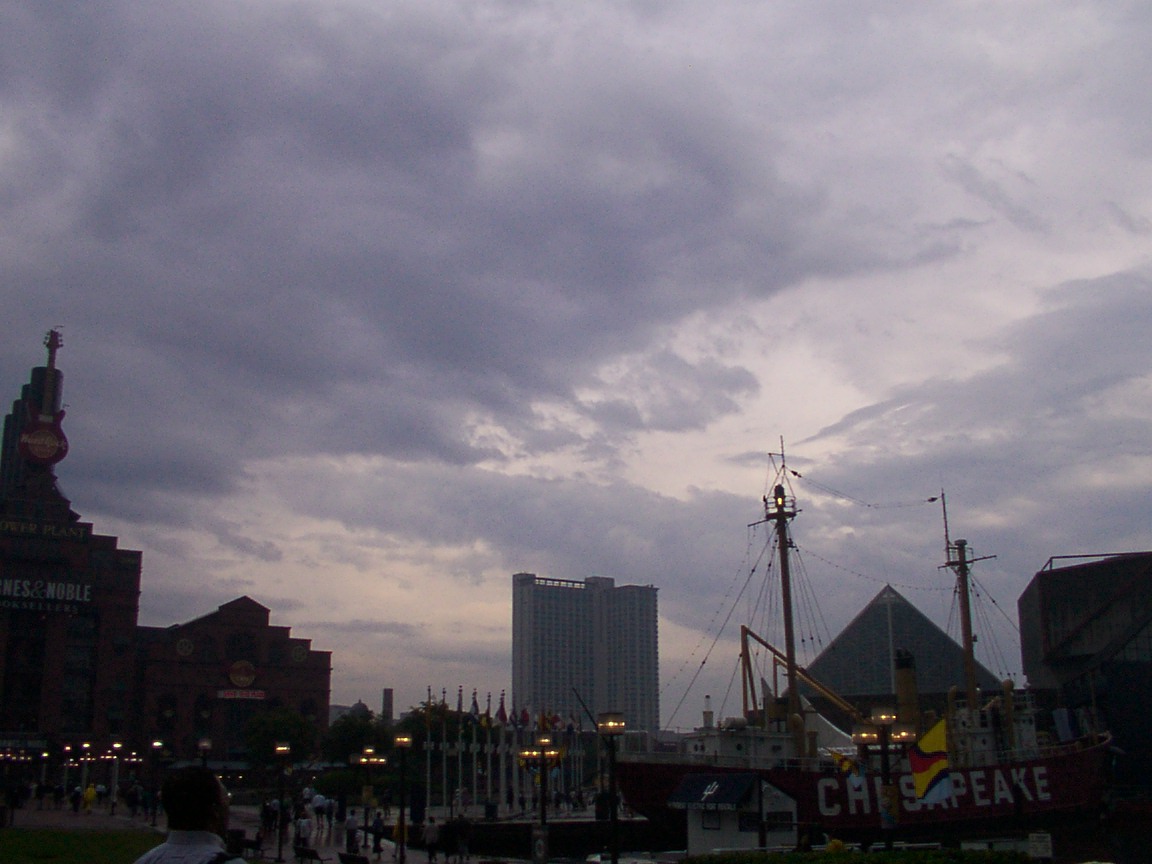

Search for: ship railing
xmin=962 ymin=732 xmax=1107 ymax=767
xmin=617 ymin=750 xmax=843 ymax=772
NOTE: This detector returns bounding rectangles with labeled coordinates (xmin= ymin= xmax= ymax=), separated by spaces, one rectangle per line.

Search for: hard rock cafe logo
xmin=229 ymin=660 xmax=257 ymax=688
xmin=18 ymin=426 xmax=68 ymax=465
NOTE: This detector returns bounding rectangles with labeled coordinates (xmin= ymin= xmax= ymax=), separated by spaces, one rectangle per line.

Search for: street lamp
xmin=150 ymin=740 xmax=165 ymax=827
xmin=81 ymin=742 xmax=91 ymax=791
xmin=395 ymin=734 xmax=413 ymax=864
xmin=597 ymin=712 xmax=626 ymax=864
xmin=198 ymin=738 xmax=212 ymax=768
xmin=359 ymin=746 xmax=387 ymax=854
xmin=519 ymin=733 xmax=560 ymax=864
xmin=869 ymin=708 xmax=898 ymax=850
xmin=109 ymin=742 xmax=123 ymax=815
xmin=274 ymin=742 xmax=291 ymax=863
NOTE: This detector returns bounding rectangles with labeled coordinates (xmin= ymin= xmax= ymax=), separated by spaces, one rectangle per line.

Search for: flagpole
xmin=441 ymin=689 xmax=449 ymax=814
xmin=471 ymin=705 xmax=478 ymax=811
xmin=425 ymin=687 xmax=433 ymax=823
xmin=485 ymin=693 xmax=493 ymax=807
xmin=456 ymin=687 xmax=464 ymax=817
xmin=513 ymin=710 xmax=523 ymax=814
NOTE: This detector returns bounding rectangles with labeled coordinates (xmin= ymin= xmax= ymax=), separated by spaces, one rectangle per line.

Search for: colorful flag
xmin=828 ymin=750 xmax=865 ymax=790
xmin=909 ymin=719 xmax=953 ymax=803
xmin=482 ymin=692 xmax=491 ymax=728
xmin=518 ymin=707 xmax=530 ymax=729
xmin=470 ymin=690 xmax=481 ymax=723
xmin=495 ymin=692 xmax=508 ymax=727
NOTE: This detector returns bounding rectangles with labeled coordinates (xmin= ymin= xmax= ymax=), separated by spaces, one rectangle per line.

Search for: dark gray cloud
xmin=3 ymin=1 xmax=1151 ymax=721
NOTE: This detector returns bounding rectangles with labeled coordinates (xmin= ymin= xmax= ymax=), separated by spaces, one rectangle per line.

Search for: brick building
xmin=0 ymin=331 xmax=330 ymax=770
xmin=137 ymin=596 xmax=331 ymax=764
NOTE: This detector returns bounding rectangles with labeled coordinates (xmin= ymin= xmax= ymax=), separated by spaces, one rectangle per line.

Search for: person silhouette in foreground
xmin=132 ymin=766 xmax=243 ymax=864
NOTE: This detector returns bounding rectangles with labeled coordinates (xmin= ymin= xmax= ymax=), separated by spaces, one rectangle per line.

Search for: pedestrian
xmin=346 ymin=808 xmax=361 ymax=853
xmin=392 ymin=813 xmax=405 ymax=859
xmin=83 ymin=783 xmax=97 ymax=814
xmin=371 ymin=809 xmax=386 ymax=857
xmin=294 ymin=803 xmax=312 ymax=846
xmin=454 ymin=814 xmax=471 ymax=863
xmin=311 ymin=791 xmax=328 ymax=838
xmin=130 ymin=765 xmax=243 ymax=863
xmin=422 ymin=816 xmax=440 ymax=863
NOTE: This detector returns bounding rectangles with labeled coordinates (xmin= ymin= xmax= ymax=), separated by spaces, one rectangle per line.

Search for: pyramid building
xmin=804 ymin=585 xmax=1000 ymax=704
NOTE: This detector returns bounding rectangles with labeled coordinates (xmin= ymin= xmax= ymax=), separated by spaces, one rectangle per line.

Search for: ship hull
xmin=616 ymin=734 xmax=1111 ymax=844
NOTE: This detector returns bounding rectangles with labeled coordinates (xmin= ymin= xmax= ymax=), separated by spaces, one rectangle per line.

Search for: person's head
xmin=161 ymin=766 xmax=229 ymax=835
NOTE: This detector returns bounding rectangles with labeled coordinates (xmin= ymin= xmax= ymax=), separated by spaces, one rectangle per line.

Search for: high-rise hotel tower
xmin=512 ymin=573 xmax=658 ymax=734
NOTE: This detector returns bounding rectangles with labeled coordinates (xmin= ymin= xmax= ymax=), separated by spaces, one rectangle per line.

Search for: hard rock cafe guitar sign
xmin=18 ymin=330 xmax=69 ymax=466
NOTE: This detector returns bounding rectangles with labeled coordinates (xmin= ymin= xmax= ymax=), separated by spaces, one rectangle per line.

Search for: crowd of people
xmin=253 ymin=783 xmax=476 ymax=863
xmin=5 ymin=777 xmax=162 ymax=822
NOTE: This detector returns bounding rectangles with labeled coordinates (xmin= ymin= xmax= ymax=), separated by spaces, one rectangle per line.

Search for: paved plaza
xmin=3 ymin=800 xmax=406 ymax=861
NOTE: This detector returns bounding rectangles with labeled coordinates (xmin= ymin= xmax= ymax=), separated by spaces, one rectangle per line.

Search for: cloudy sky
xmin=4 ymin=1 xmax=1151 ymax=729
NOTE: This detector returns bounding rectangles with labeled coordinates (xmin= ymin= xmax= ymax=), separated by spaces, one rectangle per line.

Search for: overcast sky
xmin=4 ymin=1 xmax=1151 ymax=729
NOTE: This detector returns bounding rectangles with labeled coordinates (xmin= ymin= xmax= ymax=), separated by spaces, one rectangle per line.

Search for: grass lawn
xmin=0 ymin=828 xmax=163 ymax=864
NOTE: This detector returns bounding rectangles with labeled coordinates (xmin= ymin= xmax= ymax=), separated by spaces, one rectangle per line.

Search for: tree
xmin=321 ymin=710 xmax=383 ymax=763
xmin=244 ymin=707 xmax=318 ymax=767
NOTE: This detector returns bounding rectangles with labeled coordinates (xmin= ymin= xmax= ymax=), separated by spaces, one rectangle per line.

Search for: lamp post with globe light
xmin=274 ymin=742 xmax=291 ymax=863
xmin=519 ymin=733 xmax=560 ymax=864
xmin=360 ymin=746 xmax=387 ymax=853
xmin=596 ymin=713 xmax=626 ymax=864
xmin=853 ymin=707 xmax=913 ymax=851
xmin=395 ymin=734 xmax=413 ymax=864
xmin=150 ymin=740 xmax=165 ymax=827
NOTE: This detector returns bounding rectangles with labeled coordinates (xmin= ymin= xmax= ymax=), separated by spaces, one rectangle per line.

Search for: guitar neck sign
xmin=18 ymin=330 xmax=69 ymax=466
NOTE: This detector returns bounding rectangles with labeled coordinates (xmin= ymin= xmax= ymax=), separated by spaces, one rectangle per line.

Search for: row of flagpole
xmin=422 ymin=686 xmax=592 ymax=817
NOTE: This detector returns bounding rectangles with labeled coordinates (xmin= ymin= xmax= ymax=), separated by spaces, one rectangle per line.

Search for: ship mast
xmin=952 ymin=539 xmax=979 ymax=709
xmin=764 ymin=481 xmax=803 ymax=741
xmin=941 ymin=493 xmax=995 ymax=709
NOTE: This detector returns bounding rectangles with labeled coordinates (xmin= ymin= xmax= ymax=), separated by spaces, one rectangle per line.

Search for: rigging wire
xmin=662 ymin=535 xmax=770 ymax=730
xmin=789 ymin=470 xmax=940 ymax=510
xmin=942 ymin=556 xmax=1018 ymax=682
xmin=739 ymin=522 xmax=779 ymax=714
xmin=795 ymin=545 xmax=953 ymax=594
xmin=971 ymin=573 xmax=1022 ymax=635
xmin=715 ymin=644 xmax=745 ymax=722
xmin=665 ymin=451 xmax=1008 ymax=725
xmin=790 ymin=546 xmax=835 ymax=663
xmin=970 ymin=578 xmax=1015 ymax=680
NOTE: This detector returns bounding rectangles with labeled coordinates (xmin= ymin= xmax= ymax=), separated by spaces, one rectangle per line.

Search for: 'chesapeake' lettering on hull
xmin=0 ymin=520 xmax=91 ymax=541
xmin=817 ymin=765 xmax=1051 ymax=817
xmin=0 ymin=578 xmax=93 ymax=603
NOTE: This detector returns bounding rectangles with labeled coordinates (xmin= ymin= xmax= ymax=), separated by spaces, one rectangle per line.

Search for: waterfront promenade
xmin=2 ymin=800 xmax=405 ymax=859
